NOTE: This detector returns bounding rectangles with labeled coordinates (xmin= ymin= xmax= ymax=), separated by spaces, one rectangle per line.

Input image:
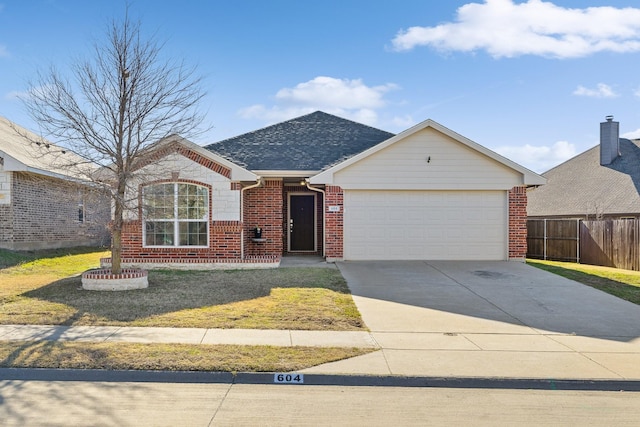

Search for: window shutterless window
xmin=143 ymin=183 xmax=209 ymax=247
xmin=78 ymin=200 xmax=85 ymax=223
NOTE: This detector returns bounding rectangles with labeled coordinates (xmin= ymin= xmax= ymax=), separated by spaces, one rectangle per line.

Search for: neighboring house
xmin=114 ymin=111 xmax=544 ymax=268
xmin=0 ymin=117 xmax=110 ymax=250
xmin=528 ymin=116 xmax=640 ymax=220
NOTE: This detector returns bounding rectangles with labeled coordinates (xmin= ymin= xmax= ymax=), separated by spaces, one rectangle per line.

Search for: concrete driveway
xmin=304 ymin=261 xmax=640 ymax=380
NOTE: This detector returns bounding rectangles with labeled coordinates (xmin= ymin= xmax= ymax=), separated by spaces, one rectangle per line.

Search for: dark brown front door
xmin=289 ymin=194 xmax=315 ymax=251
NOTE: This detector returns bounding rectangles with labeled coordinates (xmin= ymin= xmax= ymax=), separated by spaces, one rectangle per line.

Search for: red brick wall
xmin=243 ymin=179 xmax=283 ymax=257
xmin=508 ymin=186 xmax=528 ymax=260
xmin=121 ymin=219 xmax=243 ymax=260
xmin=122 ymin=180 xmax=244 ymax=261
xmin=325 ymin=185 xmax=344 ymax=260
xmin=121 ymin=179 xmax=286 ymax=262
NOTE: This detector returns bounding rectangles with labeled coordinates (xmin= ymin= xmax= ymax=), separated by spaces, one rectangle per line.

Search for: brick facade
xmin=118 ymin=146 xmax=257 ymax=264
xmin=508 ymin=185 xmax=528 ymax=260
xmin=0 ymin=172 xmax=110 ymax=250
xmin=120 ymin=219 xmax=244 ymax=261
xmin=324 ymin=185 xmax=344 ymax=260
xmin=120 ymin=178 xmax=330 ymax=263
xmin=0 ymin=204 xmax=13 ymax=245
xmin=114 ymin=143 xmax=531 ymax=265
xmin=243 ymin=179 xmax=283 ymax=257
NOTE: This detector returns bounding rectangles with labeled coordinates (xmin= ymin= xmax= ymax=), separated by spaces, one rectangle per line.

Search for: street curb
xmin=1 ymin=368 xmax=639 ymax=391
xmin=0 ymin=368 xmax=233 ymax=384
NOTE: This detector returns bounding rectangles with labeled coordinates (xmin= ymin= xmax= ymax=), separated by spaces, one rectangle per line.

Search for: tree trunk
xmin=111 ymin=184 xmax=126 ymax=275
xmin=111 ymin=226 xmax=122 ymax=275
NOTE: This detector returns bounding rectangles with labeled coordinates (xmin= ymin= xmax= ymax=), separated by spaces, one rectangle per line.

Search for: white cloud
xmin=390 ymin=115 xmax=415 ymax=129
xmin=573 ymin=83 xmax=618 ymax=98
xmin=4 ymin=90 xmax=22 ymax=100
xmin=391 ymin=0 xmax=640 ymax=58
xmin=494 ymin=140 xmax=577 ymax=173
xmin=622 ymin=129 xmax=640 ymax=140
xmin=239 ymin=76 xmax=399 ymax=127
xmin=275 ymin=76 xmax=397 ymax=109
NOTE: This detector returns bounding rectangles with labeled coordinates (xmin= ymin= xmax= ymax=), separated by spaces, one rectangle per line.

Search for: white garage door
xmin=344 ymin=190 xmax=507 ymax=260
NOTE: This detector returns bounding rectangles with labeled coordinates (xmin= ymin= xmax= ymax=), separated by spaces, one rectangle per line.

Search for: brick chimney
xmin=600 ymin=115 xmax=620 ymax=165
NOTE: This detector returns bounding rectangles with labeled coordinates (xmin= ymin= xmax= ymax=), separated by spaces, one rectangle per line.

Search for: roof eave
xmin=154 ymin=135 xmax=258 ymax=182
xmin=1 ymin=151 xmax=84 ymax=181
xmin=252 ymin=170 xmax=320 ymax=178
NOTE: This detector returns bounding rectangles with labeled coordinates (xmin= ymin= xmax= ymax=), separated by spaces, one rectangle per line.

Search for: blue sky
xmin=3 ymin=0 xmax=640 ymax=172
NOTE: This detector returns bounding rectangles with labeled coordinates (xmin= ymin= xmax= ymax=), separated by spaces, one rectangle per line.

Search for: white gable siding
xmin=125 ymin=153 xmax=240 ymax=221
xmin=333 ymin=128 xmax=522 ymax=190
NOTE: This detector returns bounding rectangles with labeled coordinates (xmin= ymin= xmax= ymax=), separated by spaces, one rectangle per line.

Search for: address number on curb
xmin=274 ymin=373 xmax=304 ymax=384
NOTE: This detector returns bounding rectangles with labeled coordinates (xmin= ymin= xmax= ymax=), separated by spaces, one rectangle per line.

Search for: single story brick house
xmin=114 ymin=111 xmax=545 ymax=268
xmin=528 ymin=116 xmax=640 ymax=220
xmin=0 ymin=116 xmax=110 ymax=250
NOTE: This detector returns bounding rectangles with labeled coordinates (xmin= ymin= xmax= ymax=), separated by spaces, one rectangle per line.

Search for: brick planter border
xmin=99 ymin=256 xmax=280 ymax=270
xmin=81 ymin=268 xmax=149 ymax=291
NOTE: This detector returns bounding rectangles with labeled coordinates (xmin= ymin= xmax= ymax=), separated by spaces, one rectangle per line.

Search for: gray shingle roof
xmin=204 ymin=111 xmax=395 ymax=171
xmin=527 ymin=138 xmax=640 ymax=217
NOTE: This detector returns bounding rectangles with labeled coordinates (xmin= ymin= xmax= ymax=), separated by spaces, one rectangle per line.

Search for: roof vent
xmin=600 ymin=115 xmax=620 ymax=166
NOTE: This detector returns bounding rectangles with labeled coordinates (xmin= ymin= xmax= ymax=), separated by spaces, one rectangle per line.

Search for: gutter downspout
xmin=303 ymin=179 xmax=326 ymax=258
xmin=240 ymin=177 xmax=263 ymax=259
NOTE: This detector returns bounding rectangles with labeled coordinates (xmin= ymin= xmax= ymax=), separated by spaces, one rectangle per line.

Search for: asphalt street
xmin=1 ymin=379 xmax=639 ymax=426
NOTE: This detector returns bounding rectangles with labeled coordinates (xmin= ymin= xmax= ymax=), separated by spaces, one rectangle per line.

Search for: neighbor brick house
xmin=0 ymin=117 xmax=110 ymax=250
xmin=112 ymin=111 xmax=544 ymax=268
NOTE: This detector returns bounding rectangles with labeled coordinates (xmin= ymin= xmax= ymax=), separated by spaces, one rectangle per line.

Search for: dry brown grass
xmin=0 ymin=248 xmax=371 ymax=371
xmin=0 ymin=248 xmax=365 ymax=330
xmin=0 ymin=341 xmax=373 ymax=372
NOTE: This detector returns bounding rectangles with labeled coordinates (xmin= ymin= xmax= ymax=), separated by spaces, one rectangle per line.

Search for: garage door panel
xmin=344 ymin=190 xmax=506 ymax=260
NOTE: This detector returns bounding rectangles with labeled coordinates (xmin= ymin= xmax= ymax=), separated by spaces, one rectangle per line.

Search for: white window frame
xmin=143 ymin=182 xmax=209 ymax=248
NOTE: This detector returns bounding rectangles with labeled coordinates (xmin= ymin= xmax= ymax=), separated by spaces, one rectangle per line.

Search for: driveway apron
xmin=303 ymin=260 xmax=640 ymax=380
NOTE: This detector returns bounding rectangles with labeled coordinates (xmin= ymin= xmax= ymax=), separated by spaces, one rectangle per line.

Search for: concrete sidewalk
xmin=0 ymin=324 xmax=376 ymax=348
xmin=1 ymin=322 xmax=639 ymax=381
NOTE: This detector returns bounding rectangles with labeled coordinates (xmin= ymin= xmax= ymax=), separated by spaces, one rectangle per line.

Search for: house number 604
xmin=274 ymin=373 xmax=304 ymax=384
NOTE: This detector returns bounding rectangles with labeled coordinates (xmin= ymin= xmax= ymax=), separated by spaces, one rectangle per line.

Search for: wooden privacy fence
xmin=527 ymin=219 xmax=580 ymax=262
xmin=527 ymin=218 xmax=640 ymax=271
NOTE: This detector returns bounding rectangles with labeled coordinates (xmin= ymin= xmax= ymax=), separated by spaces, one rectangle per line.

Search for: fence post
xmin=576 ymin=219 xmax=580 ymax=264
xmin=543 ymin=219 xmax=547 ymax=260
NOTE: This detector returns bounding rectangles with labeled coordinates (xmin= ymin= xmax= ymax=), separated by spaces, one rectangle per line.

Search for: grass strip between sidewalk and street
xmin=527 ymin=259 xmax=640 ymax=305
xmin=0 ymin=341 xmax=373 ymax=372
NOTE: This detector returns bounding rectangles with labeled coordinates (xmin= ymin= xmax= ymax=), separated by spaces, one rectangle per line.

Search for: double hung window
xmin=143 ymin=183 xmax=208 ymax=247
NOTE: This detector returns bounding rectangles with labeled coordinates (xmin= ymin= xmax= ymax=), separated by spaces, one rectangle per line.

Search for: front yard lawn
xmin=0 ymin=248 xmax=365 ymax=330
xmin=527 ymin=259 xmax=640 ymax=305
xmin=0 ymin=247 xmax=371 ymax=371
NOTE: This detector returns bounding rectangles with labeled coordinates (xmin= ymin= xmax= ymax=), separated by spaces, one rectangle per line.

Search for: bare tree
xmin=22 ymin=12 xmax=206 ymax=274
